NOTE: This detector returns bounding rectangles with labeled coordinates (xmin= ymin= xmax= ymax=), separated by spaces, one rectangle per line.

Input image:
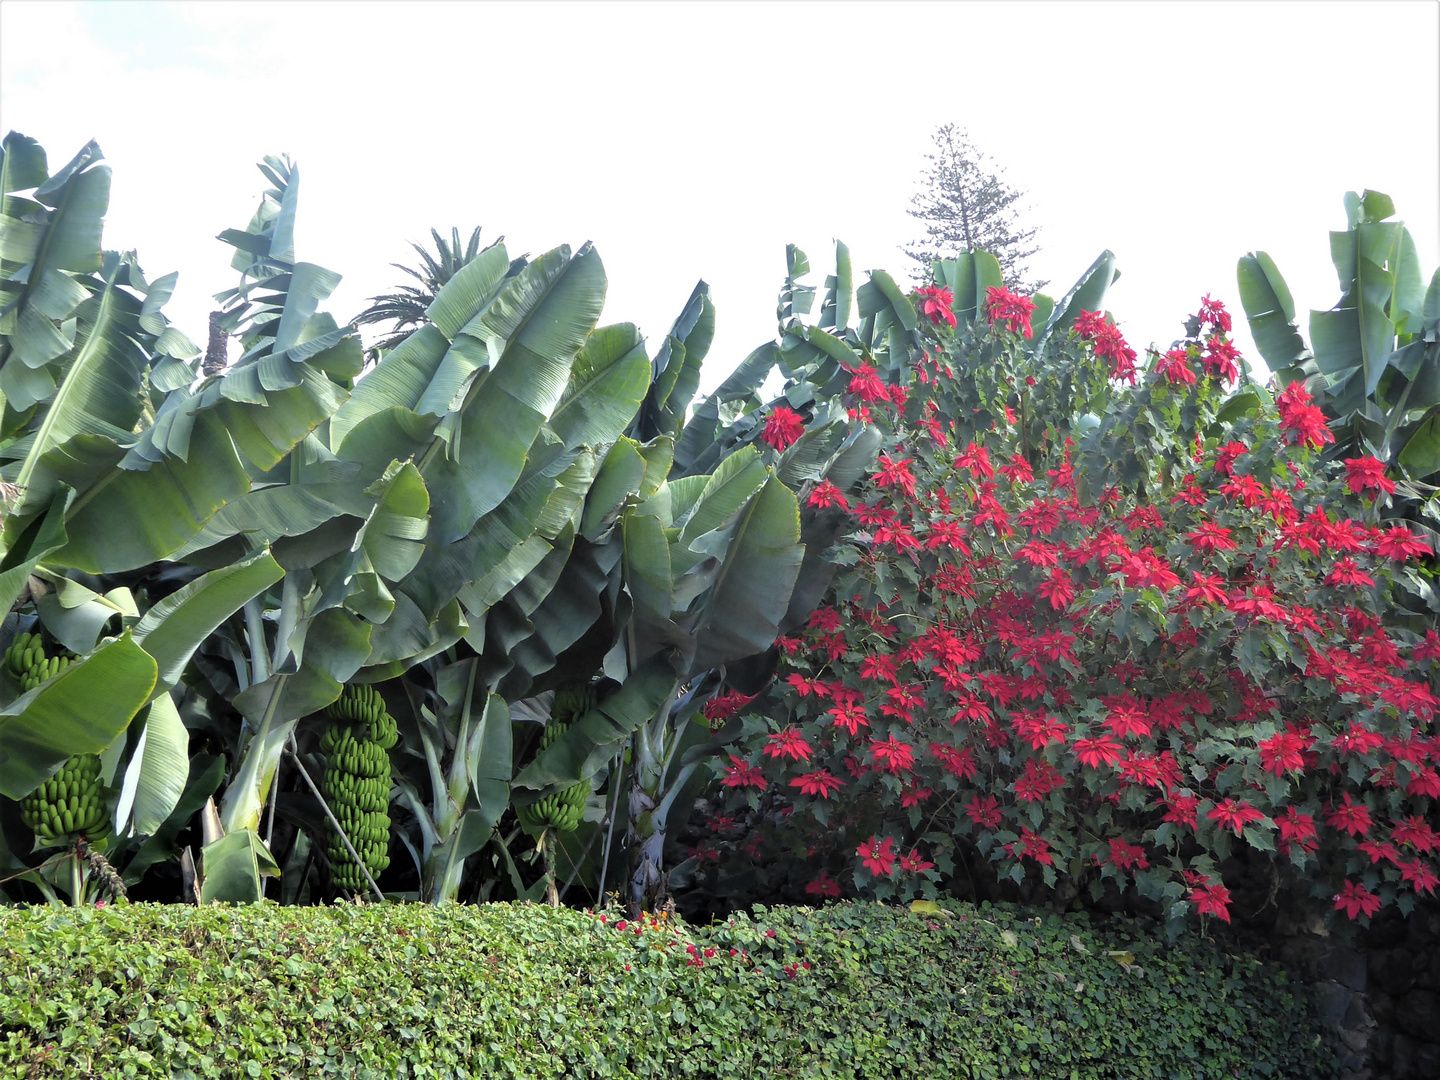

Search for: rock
xmin=1323 ymin=948 xmax=1369 ymax=993
xmin=1396 ymin=989 xmax=1440 ymax=1041
xmin=1342 ymin=993 xmax=1371 ymax=1030
xmin=1339 ymin=1025 xmax=1370 ymax=1053
xmin=1314 ymin=980 xmax=1352 ymax=1027
xmin=1392 ymin=1033 xmax=1418 ymax=1079
xmin=1370 ymin=989 xmax=1397 ymax=1028
xmin=1373 ymin=949 xmax=1419 ymax=997
xmin=1415 ymin=1040 xmax=1440 ymax=1078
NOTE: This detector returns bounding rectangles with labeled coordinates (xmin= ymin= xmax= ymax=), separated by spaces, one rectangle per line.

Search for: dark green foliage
xmin=0 ymin=900 xmax=1337 ymax=1079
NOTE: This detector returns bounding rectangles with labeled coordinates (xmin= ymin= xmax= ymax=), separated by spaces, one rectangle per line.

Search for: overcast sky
xmin=2 ymin=1 xmax=1437 ymax=392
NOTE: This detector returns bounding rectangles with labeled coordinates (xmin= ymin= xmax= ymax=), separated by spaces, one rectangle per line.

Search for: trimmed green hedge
xmin=1 ymin=900 xmax=1336 ymax=1079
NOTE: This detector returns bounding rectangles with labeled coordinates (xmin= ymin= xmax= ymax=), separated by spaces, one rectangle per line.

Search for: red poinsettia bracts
xmin=705 ymin=291 xmax=1437 ymax=926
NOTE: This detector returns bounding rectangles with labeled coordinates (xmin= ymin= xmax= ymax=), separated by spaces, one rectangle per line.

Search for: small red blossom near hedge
xmin=1188 ymin=880 xmax=1233 ymax=922
xmin=762 ymin=405 xmax=806 ymax=450
xmin=858 ymin=836 xmax=898 ymax=876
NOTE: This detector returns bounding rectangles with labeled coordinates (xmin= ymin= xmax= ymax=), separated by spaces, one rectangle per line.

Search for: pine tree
xmin=904 ymin=124 xmax=1045 ymax=293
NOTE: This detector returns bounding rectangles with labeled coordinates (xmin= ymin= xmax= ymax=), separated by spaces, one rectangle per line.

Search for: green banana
xmin=320 ymin=682 xmax=397 ymax=893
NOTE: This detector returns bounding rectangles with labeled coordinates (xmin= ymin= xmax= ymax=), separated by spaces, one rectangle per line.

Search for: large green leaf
xmin=133 ymin=549 xmax=284 ymax=695
xmin=221 ymin=608 xmax=372 ymax=833
xmin=423 ymin=244 xmax=606 ymax=543
xmin=687 ymin=474 xmax=803 ymax=673
xmin=1237 ymin=252 xmax=1309 ymax=369
xmin=512 ymin=652 xmax=682 ymax=791
xmin=8 ymin=264 xmax=149 ymax=519
xmin=820 ymin=239 xmax=853 ymax=331
xmin=44 ymin=421 xmax=252 ymax=573
xmin=674 ymin=446 xmax=768 ymax=562
xmin=581 ymin=437 xmax=646 ymax=540
xmin=0 ymin=632 xmax=158 ymax=800
xmin=113 ymin=691 xmax=189 ymax=837
xmin=1038 ymin=250 xmax=1118 ymax=346
xmin=642 ymin=283 xmax=714 ymax=440
xmin=425 ymin=241 xmax=512 ymax=341
xmin=329 ymin=324 xmax=450 ymax=449
xmin=199 ymin=827 xmax=280 ymax=904
xmin=550 ymin=324 xmax=650 ymax=450
xmin=0 ymin=489 xmax=69 ymax=615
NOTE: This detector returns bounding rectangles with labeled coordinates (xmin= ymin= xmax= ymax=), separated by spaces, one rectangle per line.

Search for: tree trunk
xmin=203 ymin=311 xmax=228 ymax=376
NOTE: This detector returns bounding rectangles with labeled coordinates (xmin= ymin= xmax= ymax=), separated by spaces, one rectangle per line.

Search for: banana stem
xmin=542 ymin=831 xmax=559 ymax=907
xmin=69 ymin=851 xmax=83 ymax=907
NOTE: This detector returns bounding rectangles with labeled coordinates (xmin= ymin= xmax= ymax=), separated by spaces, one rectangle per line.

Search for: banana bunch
xmin=5 ymin=631 xmax=73 ymax=692
xmin=319 ymin=683 xmax=398 ymax=892
xmin=552 ymin=684 xmax=597 ymax=724
xmin=516 ymin=718 xmax=589 ymax=834
xmin=20 ymin=753 xmax=107 ymax=843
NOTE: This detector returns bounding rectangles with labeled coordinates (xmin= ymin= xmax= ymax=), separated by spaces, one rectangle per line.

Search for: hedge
xmin=0 ymin=899 xmax=1337 ymax=1079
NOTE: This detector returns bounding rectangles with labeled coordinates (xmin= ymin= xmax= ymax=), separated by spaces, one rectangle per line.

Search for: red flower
xmin=1207 ymin=798 xmax=1265 ymax=836
xmin=846 ymin=363 xmax=888 ymax=403
xmin=1257 ymin=731 xmax=1309 ymax=776
xmin=1325 ymin=794 xmax=1372 ymax=837
xmin=868 ymin=735 xmax=916 ymax=774
xmin=1401 ymin=860 xmax=1439 ymax=896
xmin=984 ymin=286 xmax=1037 ymax=338
xmin=1188 ymin=880 xmax=1232 ymax=922
xmin=1198 ymin=294 xmax=1233 ymax=333
xmin=1391 ymin=816 xmax=1439 ymax=853
xmin=828 ymin=702 xmax=870 ymax=737
xmin=1033 ymin=568 xmax=1077 ymax=611
xmin=806 ymin=480 xmax=850 ymax=511
xmin=1372 ymin=526 xmax=1430 ymax=560
xmin=721 ymin=755 xmax=767 ymax=791
xmin=964 ymin=794 xmax=1003 ymax=829
xmin=763 ymin=728 xmax=813 ymax=763
xmin=1276 ymin=382 xmax=1335 ymax=448
xmin=762 ymin=406 xmax=806 ymax=450
xmin=1202 ymin=335 xmax=1241 ymax=383
xmin=1155 ymin=348 xmax=1197 ymax=386
xmin=1325 ymin=558 xmax=1375 ymax=588
xmin=1334 ymin=880 xmax=1382 ymax=920
xmin=875 ymin=455 xmax=917 ymax=497
xmin=1185 ymin=522 xmax=1238 ymax=553
xmin=857 ymin=836 xmax=898 ymax=877
xmin=916 ymin=285 xmax=958 ymax=328
xmin=1185 ymin=572 xmax=1230 ymax=606
xmin=1072 ymin=734 xmax=1124 ymax=769
xmin=1277 ymin=807 xmax=1318 ymax=855
xmin=789 ymin=769 xmax=844 ymax=799
xmin=929 ymin=741 xmax=978 ymax=779
xmin=898 ymin=848 xmax=935 ymax=873
xmin=1343 ymin=456 xmax=1396 ymax=496
xmin=805 ymin=871 xmax=841 ymax=898
xmin=1107 ymin=837 xmax=1150 ymax=871
xmin=1005 ymin=827 xmax=1054 ymax=866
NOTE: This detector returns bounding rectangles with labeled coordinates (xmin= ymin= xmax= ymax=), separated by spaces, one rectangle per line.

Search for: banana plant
xmin=1237 ymin=189 xmax=1439 ymax=473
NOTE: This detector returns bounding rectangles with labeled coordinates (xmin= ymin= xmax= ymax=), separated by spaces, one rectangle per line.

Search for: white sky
xmin=2 ymin=1 xmax=1437 ymax=393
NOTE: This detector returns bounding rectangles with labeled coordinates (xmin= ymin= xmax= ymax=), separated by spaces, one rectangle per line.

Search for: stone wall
xmin=1268 ymin=902 xmax=1440 ymax=1079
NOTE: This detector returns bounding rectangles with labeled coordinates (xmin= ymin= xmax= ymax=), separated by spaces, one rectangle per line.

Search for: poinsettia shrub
xmin=702 ymin=282 xmax=1440 ymax=933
